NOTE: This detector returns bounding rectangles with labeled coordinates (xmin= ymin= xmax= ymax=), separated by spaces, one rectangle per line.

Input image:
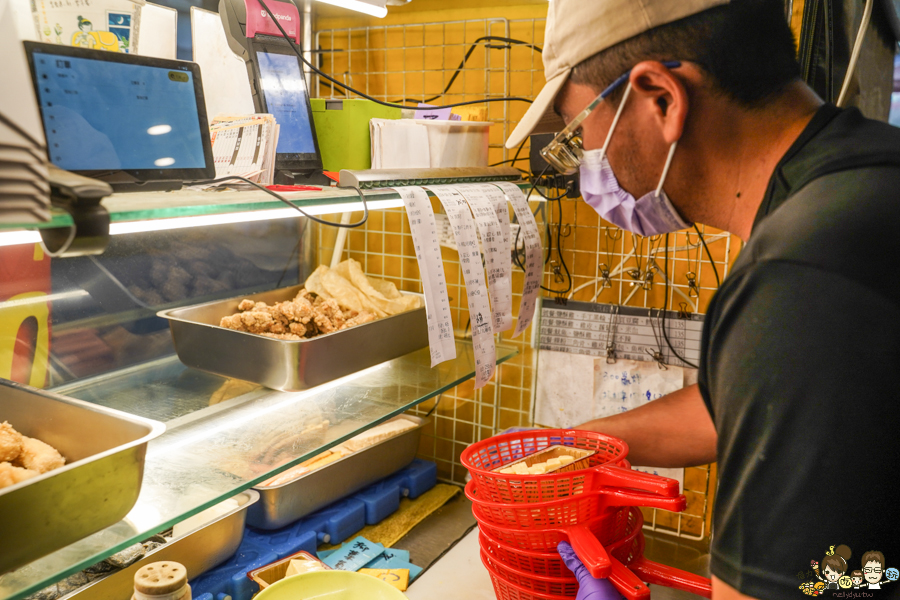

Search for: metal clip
xmin=551 ymin=223 xmax=572 ymax=238
xmin=686 ymin=272 xmax=700 ymax=298
xmin=646 ymin=348 xmax=668 ymax=370
xmin=678 ymin=302 xmax=691 ymax=320
xmin=598 ymin=263 xmax=612 ymax=288
xmin=606 ymin=343 xmax=617 ymax=364
xmin=642 ymin=264 xmax=660 ymax=291
xmin=550 ymin=260 xmax=565 ymax=283
xmin=554 ymin=294 xmax=568 ymax=306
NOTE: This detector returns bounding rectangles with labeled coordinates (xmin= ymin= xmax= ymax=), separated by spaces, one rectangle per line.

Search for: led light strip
xmin=0 ymin=198 xmax=405 ymax=248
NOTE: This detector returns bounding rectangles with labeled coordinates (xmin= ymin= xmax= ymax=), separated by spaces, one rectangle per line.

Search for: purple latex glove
xmin=558 ymin=541 xmax=626 ymax=600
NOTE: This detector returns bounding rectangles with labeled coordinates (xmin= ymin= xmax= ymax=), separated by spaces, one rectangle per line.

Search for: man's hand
xmin=575 ymin=383 xmax=717 ymax=467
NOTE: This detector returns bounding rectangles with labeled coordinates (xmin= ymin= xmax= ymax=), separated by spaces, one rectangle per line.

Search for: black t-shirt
xmin=698 ymin=104 xmax=900 ymax=599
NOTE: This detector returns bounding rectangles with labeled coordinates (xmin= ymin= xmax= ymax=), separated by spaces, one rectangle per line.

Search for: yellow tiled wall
xmin=314 ymin=0 xmax=743 ymax=539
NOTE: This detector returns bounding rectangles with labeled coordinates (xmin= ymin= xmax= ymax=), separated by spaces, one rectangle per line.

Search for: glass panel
xmin=0 ymin=341 xmax=517 ymax=600
xmin=0 ymin=185 xmax=532 ymax=231
xmin=44 ymin=218 xmax=306 ymax=386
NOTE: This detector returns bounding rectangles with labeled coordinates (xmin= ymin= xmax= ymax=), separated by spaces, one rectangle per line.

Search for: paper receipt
xmin=454 ymin=184 xmax=513 ymax=334
xmin=494 ymin=182 xmax=543 ymax=338
xmin=427 ymin=185 xmax=496 ymax=389
xmin=396 ymin=186 xmax=456 ymax=366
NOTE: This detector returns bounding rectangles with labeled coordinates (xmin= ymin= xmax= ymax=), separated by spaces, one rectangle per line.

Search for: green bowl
xmin=255 ymin=570 xmax=408 ymax=600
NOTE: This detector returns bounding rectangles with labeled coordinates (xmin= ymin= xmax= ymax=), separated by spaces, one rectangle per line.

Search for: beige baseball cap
xmin=505 ymin=0 xmax=730 ymax=149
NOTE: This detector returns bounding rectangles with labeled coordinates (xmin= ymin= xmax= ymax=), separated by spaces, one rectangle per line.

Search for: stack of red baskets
xmin=461 ymin=429 xmax=712 ymax=600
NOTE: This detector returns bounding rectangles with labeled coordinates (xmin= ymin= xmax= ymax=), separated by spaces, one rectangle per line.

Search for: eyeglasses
xmin=863 ymin=568 xmax=882 ymax=574
xmin=541 ymin=61 xmax=681 ymax=175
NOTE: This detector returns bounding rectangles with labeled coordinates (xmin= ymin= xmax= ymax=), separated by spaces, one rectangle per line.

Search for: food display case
xmin=0 ymin=187 xmax=518 ymax=600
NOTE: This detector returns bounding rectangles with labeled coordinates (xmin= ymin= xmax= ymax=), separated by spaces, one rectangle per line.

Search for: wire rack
xmin=313 ymin=15 xmax=735 ymax=541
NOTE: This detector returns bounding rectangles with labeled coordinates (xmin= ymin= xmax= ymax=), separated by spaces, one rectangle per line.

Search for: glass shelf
xmin=0 ymin=183 xmax=534 ymax=231
xmin=0 ymin=341 xmax=517 ymax=600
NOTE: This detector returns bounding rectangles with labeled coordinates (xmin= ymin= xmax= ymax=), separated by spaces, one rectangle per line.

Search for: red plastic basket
xmin=479 ymin=529 xmax=573 ymax=579
xmin=481 ymin=549 xmax=579 ymax=597
xmin=465 ymin=479 xmax=686 ymax=529
xmin=461 ymin=429 xmax=679 ymax=503
xmin=482 ymin=550 xmax=576 ymax=600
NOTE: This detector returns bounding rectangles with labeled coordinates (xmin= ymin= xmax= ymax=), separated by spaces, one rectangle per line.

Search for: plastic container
xmin=254 ymin=570 xmax=407 ymax=600
xmin=247 ymin=550 xmax=330 ymax=590
xmin=414 ymin=119 xmax=492 ymax=168
xmin=461 ymin=429 xmax=679 ymax=504
xmin=310 ymin=99 xmax=401 ymax=171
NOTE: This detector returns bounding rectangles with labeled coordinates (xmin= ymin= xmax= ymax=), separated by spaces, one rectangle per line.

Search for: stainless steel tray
xmin=61 ymin=490 xmax=259 ymax=600
xmin=0 ymin=379 xmax=165 ymax=575
xmin=247 ymin=415 xmax=427 ymax=530
xmin=158 ymin=285 xmax=428 ymax=391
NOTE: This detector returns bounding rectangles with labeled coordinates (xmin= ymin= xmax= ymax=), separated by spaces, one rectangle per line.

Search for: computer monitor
xmin=24 ymin=42 xmax=215 ymax=191
xmin=246 ymin=36 xmax=325 ymax=183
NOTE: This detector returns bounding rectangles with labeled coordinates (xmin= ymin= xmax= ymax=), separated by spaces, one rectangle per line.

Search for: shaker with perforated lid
xmin=132 ymin=561 xmax=192 ymax=600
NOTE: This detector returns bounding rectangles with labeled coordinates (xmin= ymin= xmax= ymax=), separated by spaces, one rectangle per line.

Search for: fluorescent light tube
xmin=315 ymin=0 xmax=387 ymax=18
xmin=0 ymin=198 xmax=405 ymax=247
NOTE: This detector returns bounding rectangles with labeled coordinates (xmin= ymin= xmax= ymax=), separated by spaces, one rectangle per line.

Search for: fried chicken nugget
xmin=0 ymin=421 xmax=23 ymax=462
xmin=0 ymin=461 xmax=39 ymax=489
xmin=17 ymin=436 xmax=65 ymax=474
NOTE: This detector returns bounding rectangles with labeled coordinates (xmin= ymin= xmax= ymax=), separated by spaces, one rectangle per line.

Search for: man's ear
xmin=629 ymin=61 xmax=689 ymax=145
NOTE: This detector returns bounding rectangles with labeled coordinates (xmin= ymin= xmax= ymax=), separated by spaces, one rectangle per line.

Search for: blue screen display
xmin=257 ymin=51 xmax=317 ymax=155
xmin=32 ymin=52 xmax=207 ymax=171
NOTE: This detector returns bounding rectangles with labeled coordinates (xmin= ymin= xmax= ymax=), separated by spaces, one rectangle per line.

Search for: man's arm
xmin=576 ymin=383 xmax=716 ymax=468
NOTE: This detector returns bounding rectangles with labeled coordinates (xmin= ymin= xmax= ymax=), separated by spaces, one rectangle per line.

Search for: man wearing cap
xmin=508 ymin=1 xmax=900 ymax=599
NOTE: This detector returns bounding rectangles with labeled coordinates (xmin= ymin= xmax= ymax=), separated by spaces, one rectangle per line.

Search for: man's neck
xmin=684 ymin=81 xmax=823 ymax=241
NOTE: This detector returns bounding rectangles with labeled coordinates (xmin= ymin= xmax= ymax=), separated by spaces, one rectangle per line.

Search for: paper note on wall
xmin=593 ymin=359 xmax=684 ymax=419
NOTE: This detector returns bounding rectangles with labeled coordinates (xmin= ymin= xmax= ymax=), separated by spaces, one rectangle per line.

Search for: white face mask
xmin=579 ymin=84 xmax=692 ymax=237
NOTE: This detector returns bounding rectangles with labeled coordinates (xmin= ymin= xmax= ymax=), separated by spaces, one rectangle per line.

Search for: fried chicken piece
xmin=237 ymin=299 xmax=257 ymax=311
xmin=219 ymin=314 xmax=247 ymax=331
xmin=277 ymin=298 xmax=315 ymax=324
xmin=311 ymin=297 xmax=345 ymax=334
xmin=16 ymin=436 xmax=65 ymax=474
xmin=0 ymin=461 xmax=40 ymax=489
xmin=342 ymin=311 xmax=377 ymax=329
xmin=239 ymin=311 xmax=276 ymax=334
xmin=289 ymin=322 xmax=308 ymax=336
xmin=0 ymin=421 xmax=23 ymax=462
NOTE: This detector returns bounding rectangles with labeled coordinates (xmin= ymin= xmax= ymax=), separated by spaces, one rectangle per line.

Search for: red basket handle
xmin=598 ymin=488 xmax=687 ymax=512
xmin=609 ymin=556 xmax=651 ymax=600
xmin=566 ymin=525 xmax=611 ymax=579
xmin=595 ymin=464 xmax=681 ymax=497
xmin=629 ymin=556 xmax=712 ymax=598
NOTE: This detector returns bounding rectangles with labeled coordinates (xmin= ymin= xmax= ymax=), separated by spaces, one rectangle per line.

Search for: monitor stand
xmin=274 ymin=169 xmax=333 ymax=187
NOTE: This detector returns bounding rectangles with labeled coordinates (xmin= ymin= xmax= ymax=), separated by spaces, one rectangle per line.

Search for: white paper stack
xmin=0 ymin=0 xmax=50 ymax=224
xmin=370 ymin=118 xmax=492 ymax=169
xmin=208 ymin=114 xmax=280 ymax=185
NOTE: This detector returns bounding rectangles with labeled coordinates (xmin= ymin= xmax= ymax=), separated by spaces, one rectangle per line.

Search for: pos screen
xmin=248 ymin=39 xmax=322 ymax=173
xmin=24 ymin=41 xmax=215 ymax=184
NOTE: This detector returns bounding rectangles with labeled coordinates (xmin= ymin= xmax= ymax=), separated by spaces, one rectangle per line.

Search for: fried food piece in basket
xmin=17 ymin=436 xmax=65 ymax=474
xmin=0 ymin=421 xmax=23 ymax=462
xmin=0 ymin=461 xmax=40 ymax=489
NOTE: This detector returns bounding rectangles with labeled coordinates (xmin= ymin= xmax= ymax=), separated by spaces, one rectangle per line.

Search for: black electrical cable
xmin=540 ymin=194 xmax=572 ymax=294
xmin=257 ymin=0 xmax=534 ymax=110
xmin=660 ymin=232 xmax=700 ymax=369
xmin=391 ymin=36 xmax=542 ymax=105
xmin=201 ymin=176 xmax=368 ymax=228
xmin=693 ymin=223 xmax=721 ymax=288
xmin=489 ymin=137 xmax=529 ymax=168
